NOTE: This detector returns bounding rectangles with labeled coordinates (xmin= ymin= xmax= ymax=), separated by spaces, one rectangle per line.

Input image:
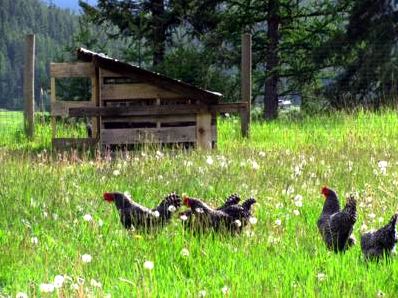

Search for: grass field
xmin=2 ymin=110 xmax=398 ymax=297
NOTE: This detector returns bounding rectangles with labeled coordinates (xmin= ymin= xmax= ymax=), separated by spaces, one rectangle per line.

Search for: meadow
xmin=2 ymin=110 xmax=398 ymax=297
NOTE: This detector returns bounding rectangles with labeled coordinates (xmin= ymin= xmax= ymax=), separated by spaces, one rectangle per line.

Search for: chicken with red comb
xmin=317 ymin=187 xmax=357 ymax=252
xmin=104 ymin=192 xmax=181 ymax=231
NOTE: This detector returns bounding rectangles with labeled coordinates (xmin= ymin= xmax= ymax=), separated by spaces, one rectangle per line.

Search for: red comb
xmin=321 ymin=186 xmax=330 ymax=196
xmin=103 ymin=193 xmax=114 ymax=202
xmin=183 ymin=196 xmax=190 ymax=206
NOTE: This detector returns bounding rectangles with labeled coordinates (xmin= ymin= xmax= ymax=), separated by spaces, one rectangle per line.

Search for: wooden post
xmin=24 ymin=34 xmax=35 ymax=138
xmin=91 ymin=71 xmax=99 ymax=138
xmin=241 ymin=33 xmax=252 ymax=138
xmin=50 ymin=77 xmax=56 ymax=139
xmin=196 ymin=113 xmax=212 ymax=150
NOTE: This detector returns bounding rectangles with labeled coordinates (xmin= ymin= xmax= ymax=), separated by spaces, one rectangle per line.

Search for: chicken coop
xmin=50 ymin=48 xmax=248 ymax=150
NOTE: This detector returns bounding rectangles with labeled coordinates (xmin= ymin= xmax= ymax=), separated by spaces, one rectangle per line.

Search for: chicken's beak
xmin=103 ymin=192 xmax=114 ymax=202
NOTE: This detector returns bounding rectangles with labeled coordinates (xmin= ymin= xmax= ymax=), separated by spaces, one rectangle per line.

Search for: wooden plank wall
xmin=99 ymin=67 xmax=216 ymax=148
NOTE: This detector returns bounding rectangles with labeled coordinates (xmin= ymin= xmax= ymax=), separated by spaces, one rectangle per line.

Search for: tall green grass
xmin=1 ymin=110 xmax=398 ymax=297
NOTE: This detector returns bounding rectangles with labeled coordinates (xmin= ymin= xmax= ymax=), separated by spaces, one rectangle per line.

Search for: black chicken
xmin=361 ymin=213 xmax=398 ymax=260
xmin=104 ymin=192 xmax=181 ymax=230
xmin=317 ymin=187 xmax=357 ymax=252
xmin=182 ymin=195 xmax=256 ymax=233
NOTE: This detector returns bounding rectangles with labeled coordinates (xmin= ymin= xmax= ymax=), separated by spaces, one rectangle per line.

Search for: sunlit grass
xmin=1 ymin=110 xmax=398 ymax=297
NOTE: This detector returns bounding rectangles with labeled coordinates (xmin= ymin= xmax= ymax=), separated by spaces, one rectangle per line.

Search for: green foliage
xmin=2 ymin=112 xmax=398 ymax=296
xmin=0 ymin=0 xmax=78 ymax=110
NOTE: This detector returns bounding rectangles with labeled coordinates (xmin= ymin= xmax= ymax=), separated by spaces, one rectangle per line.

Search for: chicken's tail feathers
xmin=163 ymin=192 xmax=182 ymax=207
xmin=224 ymin=193 xmax=241 ymax=206
xmin=242 ymin=197 xmax=257 ymax=211
xmin=343 ymin=196 xmax=357 ymax=221
xmin=389 ymin=213 xmax=398 ymax=226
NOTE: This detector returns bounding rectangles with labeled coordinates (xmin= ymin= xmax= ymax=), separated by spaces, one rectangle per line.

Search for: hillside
xmin=0 ymin=0 xmax=78 ymax=109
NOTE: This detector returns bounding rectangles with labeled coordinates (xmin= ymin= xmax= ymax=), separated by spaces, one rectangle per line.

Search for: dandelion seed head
xmin=53 ymin=275 xmax=65 ymax=288
xmin=40 ymin=283 xmax=55 ymax=293
xmin=180 ymin=248 xmax=189 ymax=257
xmin=221 ymin=286 xmax=229 ymax=295
xmin=249 ymin=217 xmax=258 ymax=225
xmin=234 ymin=219 xmax=242 ymax=227
xmin=83 ymin=214 xmax=92 ymax=222
xmin=81 ymin=254 xmax=92 ymax=263
xmin=143 ymin=260 xmax=154 ymax=270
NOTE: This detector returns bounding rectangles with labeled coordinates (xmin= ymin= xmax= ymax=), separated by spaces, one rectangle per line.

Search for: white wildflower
xmin=377 ymin=290 xmax=385 ymax=297
xmin=360 ymin=223 xmax=368 ymax=233
xmin=81 ymin=254 xmax=92 ymax=263
xmin=198 ymin=290 xmax=207 ymax=297
xmin=40 ymin=283 xmax=55 ymax=293
xmin=53 ymin=275 xmax=65 ymax=288
xmin=234 ymin=219 xmax=242 ymax=227
xmin=221 ymin=286 xmax=229 ymax=295
xmin=143 ymin=260 xmax=154 ymax=270
xmin=180 ymin=214 xmax=188 ymax=221
xmin=168 ymin=205 xmax=177 ymax=212
xmin=317 ymin=273 xmax=326 ymax=282
xmin=275 ymin=219 xmax=282 ymax=226
xmin=16 ymin=292 xmax=28 ymax=298
xmin=206 ymin=156 xmax=214 ymax=165
xmin=294 ymin=200 xmax=303 ymax=208
xmin=156 ymin=151 xmax=164 ymax=158
xmin=259 ymin=151 xmax=266 ymax=157
xmin=294 ymin=194 xmax=303 ymax=202
xmin=368 ymin=213 xmax=376 ymax=220
xmin=71 ymin=283 xmax=79 ymax=290
xmin=293 ymin=210 xmax=300 ymax=216
xmin=251 ymin=160 xmax=260 ymax=170
xmin=224 ymin=113 xmax=230 ymax=118
xmin=113 ymin=170 xmax=120 ymax=176
xmin=83 ymin=214 xmax=93 ymax=222
xmin=31 ymin=237 xmax=39 ymax=245
xmin=98 ymin=219 xmax=104 ymax=227
xmin=249 ymin=217 xmax=258 ymax=225
xmin=90 ymin=279 xmax=102 ymax=288
xmin=378 ymin=160 xmax=388 ymax=169
xmin=52 ymin=213 xmax=58 ymax=220
xmin=180 ymin=248 xmax=190 ymax=257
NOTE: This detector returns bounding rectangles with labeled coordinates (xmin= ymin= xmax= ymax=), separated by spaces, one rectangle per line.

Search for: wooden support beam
xmin=196 ymin=113 xmax=212 ymax=150
xmin=50 ymin=63 xmax=95 ymax=78
xmin=50 ymin=77 xmax=56 ymax=139
xmin=52 ymin=138 xmax=98 ymax=150
xmin=91 ymin=70 xmax=99 ymax=138
xmin=24 ymin=34 xmax=35 ymax=139
xmin=51 ymin=101 xmax=95 ymax=117
xmin=241 ymin=33 xmax=252 ymax=138
xmin=69 ymin=103 xmax=248 ymax=117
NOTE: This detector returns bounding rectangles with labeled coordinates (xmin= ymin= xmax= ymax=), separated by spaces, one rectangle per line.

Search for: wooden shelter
xmin=50 ymin=48 xmax=248 ymax=150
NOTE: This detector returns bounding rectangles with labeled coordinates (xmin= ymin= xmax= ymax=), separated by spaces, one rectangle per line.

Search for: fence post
xmin=24 ymin=34 xmax=35 ymax=139
xmin=241 ymin=33 xmax=252 ymax=138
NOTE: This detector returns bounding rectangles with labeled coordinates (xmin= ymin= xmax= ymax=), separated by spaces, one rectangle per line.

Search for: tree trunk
xmin=151 ymin=0 xmax=166 ymax=67
xmin=264 ymin=0 xmax=280 ymax=120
